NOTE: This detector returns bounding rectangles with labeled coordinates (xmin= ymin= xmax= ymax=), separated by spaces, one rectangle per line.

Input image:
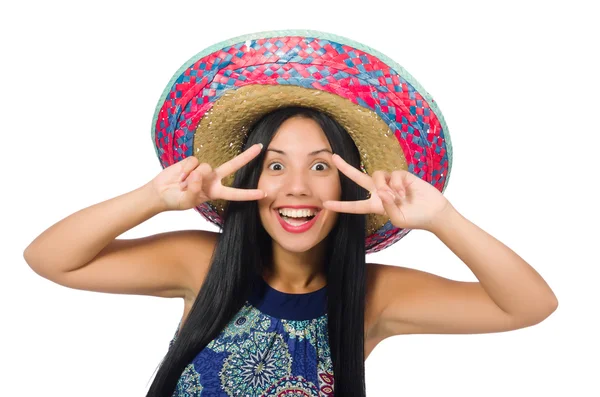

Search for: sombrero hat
xmin=151 ymin=30 xmax=452 ymax=253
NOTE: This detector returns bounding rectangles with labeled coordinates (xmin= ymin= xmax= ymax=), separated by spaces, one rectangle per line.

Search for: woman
xmin=23 ymin=31 xmax=558 ymax=396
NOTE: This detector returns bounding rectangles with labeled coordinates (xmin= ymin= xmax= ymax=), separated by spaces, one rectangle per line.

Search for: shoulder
xmin=366 ymin=262 xmax=450 ymax=303
xmin=175 ymin=229 xmax=220 ymax=300
xmin=365 ymin=262 xmax=412 ymax=310
xmin=366 ymin=262 xmax=426 ymax=291
xmin=364 ymin=263 xmax=394 ymax=338
xmin=175 ymin=229 xmax=219 ymax=257
xmin=364 ymin=262 xmax=444 ymax=337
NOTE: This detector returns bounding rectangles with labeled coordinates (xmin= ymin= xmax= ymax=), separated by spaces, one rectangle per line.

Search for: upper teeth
xmin=278 ymin=208 xmax=317 ymax=218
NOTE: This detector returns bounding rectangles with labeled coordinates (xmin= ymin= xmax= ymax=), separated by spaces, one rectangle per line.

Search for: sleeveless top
xmin=169 ymin=275 xmax=335 ymax=396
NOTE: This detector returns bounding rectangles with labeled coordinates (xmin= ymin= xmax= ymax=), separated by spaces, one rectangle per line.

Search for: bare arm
xmin=23 ymin=181 xmax=219 ymax=299
xmin=24 ymin=182 xmax=165 ymax=275
xmin=23 ymin=145 xmax=265 ymax=300
xmin=374 ymin=205 xmax=558 ymax=337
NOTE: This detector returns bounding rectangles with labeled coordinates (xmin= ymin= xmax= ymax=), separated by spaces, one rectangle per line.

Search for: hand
xmin=150 ymin=144 xmax=266 ymax=211
xmin=323 ymin=154 xmax=451 ymax=231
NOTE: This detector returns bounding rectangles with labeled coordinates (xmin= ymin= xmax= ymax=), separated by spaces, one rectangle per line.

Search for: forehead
xmin=268 ymin=116 xmax=331 ymax=150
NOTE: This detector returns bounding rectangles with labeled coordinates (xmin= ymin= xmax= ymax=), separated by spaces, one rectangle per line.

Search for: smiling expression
xmin=257 ymin=116 xmax=342 ymax=254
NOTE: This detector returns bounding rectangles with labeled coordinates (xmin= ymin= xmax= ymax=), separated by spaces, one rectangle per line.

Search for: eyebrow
xmin=266 ymin=148 xmax=333 ymax=156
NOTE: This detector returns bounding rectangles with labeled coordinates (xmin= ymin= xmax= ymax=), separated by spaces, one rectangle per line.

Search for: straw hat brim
xmin=151 ymin=30 xmax=453 ymax=253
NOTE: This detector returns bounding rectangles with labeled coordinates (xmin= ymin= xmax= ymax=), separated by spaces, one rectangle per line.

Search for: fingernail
xmin=264 ymin=192 xmax=267 ymax=197
xmin=258 ymin=143 xmax=263 ymax=150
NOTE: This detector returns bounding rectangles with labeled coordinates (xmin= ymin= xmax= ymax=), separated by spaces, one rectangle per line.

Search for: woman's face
xmin=257 ymin=116 xmax=342 ymax=254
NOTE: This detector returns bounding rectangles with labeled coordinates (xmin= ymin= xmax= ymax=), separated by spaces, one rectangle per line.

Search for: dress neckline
xmin=259 ymin=275 xmax=327 ymax=295
xmin=248 ymin=274 xmax=328 ymax=320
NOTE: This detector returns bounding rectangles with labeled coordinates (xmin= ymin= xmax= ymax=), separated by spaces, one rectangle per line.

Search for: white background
xmin=2 ymin=0 xmax=598 ymax=395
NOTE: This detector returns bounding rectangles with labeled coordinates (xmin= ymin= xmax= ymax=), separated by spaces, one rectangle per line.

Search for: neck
xmin=264 ymin=240 xmax=328 ymax=293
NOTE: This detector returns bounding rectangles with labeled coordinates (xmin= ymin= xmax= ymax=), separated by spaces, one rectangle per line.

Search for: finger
xmin=182 ymin=166 xmax=206 ymax=191
xmin=216 ymin=186 xmax=266 ymax=201
xmin=323 ymin=199 xmax=371 ymax=215
xmin=372 ymin=170 xmax=391 ymax=191
xmin=331 ymin=154 xmax=375 ymax=191
xmin=377 ymin=188 xmax=405 ymax=221
xmin=373 ymin=170 xmax=403 ymax=202
xmin=389 ymin=171 xmax=407 ymax=198
xmin=181 ymin=163 xmax=212 ymax=189
xmin=178 ymin=156 xmax=200 ymax=182
xmin=215 ymin=143 xmax=263 ymax=179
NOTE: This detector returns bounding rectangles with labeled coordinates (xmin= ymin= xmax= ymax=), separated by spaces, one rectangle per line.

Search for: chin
xmin=274 ymin=236 xmax=328 ymax=254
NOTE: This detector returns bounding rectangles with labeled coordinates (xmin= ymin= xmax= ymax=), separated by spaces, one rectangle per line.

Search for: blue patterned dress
xmin=169 ymin=275 xmax=335 ymax=396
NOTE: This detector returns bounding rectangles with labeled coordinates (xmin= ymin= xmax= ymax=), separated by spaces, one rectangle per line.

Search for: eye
xmin=311 ymin=162 xmax=329 ymax=171
xmin=268 ymin=162 xmax=284 ymax=171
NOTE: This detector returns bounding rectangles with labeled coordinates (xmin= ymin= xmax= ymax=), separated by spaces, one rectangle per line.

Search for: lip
xmin=275 ymin=207 xmax=322 ymax=234
xmin=276 ymin=205 xmax=321 ymax=210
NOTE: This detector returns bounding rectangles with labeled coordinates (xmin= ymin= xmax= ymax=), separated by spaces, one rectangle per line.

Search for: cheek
xmin=258 ymin=175 xmax=283 ymax=197
xmin=322 ymin=176 xmax=342 ymax=200
xmin=257 ymin=176 xmax=281 ymax=219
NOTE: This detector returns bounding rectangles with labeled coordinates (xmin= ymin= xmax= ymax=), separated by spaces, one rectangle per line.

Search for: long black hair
xmin=146 ymin=106 xmax=368 ymax=396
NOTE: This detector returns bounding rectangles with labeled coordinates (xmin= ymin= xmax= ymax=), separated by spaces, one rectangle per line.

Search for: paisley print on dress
xmin=318 ymin=369 xmax=335 ymax=396
xmin=173 ymin=364 xmax=203 ymax=396
xmin=263 ymin=375 xmax=320 ymax=396
xmin=220 ymin=331 xmax=293 ymax=396
xmin=282 ymin=318 xmax=314 ymax=342
xmin=207 ymin=303 xmax=272 ymax=353
xmin=171 ymin=275 xmax=333 ymax=396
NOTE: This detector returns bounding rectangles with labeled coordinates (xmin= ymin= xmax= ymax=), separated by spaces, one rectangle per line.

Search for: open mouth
xmin=277 ymin=208 xmax=319 ymax=225
xmin=275 ymin=207 xmax=322 ymax=232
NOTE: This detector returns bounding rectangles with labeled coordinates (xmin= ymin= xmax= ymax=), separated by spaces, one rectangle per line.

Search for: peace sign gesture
xmin=323 ymin=154 xmax=451 ymax=231
xmin=151 ymin=144 xmax=266 ymax=211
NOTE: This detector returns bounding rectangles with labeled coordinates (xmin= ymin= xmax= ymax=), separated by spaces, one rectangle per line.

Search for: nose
xmin=283 ymin=170 xmax=312 ymax=197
